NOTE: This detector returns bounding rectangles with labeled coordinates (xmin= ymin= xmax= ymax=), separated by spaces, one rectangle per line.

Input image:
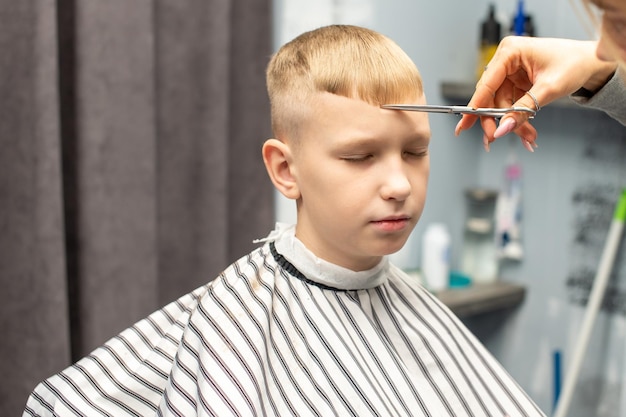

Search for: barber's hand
xmin=455 ymin=36 xmax=617 ymax=152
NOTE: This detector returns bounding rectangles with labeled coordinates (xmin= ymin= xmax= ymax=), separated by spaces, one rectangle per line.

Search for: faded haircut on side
xmin=266 ymin=24 xmax=424 ymax=143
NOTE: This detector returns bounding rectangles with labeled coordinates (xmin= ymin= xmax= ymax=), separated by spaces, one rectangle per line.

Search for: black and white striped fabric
xmin=24 ymin=225 xmax=545 ymax=416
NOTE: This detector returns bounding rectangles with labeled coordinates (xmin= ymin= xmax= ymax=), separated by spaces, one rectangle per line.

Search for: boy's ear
xmin=262 ymin=139 xmax=301 ymax=200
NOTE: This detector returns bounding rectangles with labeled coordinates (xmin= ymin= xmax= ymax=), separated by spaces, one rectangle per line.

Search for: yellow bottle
xmin=476 ymin=4 xmax=501 ymax=81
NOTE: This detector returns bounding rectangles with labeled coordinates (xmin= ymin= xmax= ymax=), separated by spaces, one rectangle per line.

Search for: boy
xmin=24 ymin=25 xmax=545 ymax=416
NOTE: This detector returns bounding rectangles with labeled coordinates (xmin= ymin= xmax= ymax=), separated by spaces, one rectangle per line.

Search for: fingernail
xmin=523 ymin=140 xmax=534 ymax=153
xmin=483 ymin=134 xmax=490 ymax=152
xmin=494 ymin=118 xmax=516 ymax=139
xmin=455 ymin=120 xmax=463 ymax=136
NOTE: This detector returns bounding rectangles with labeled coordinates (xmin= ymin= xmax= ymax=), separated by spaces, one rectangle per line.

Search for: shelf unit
xmin=436 ymin=281 xmax=526 ymax=318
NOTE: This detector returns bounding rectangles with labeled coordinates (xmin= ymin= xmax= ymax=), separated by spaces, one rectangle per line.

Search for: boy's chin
xmin=381 ymin=239 xmax=411 ymax=256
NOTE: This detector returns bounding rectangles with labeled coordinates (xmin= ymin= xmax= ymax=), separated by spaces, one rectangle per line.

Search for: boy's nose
xmin=380 ymin=165 xmax=411 ymax=201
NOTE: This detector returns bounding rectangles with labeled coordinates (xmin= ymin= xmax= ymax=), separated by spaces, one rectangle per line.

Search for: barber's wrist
xmin=582 ymin=62 xmax=618 ymax=94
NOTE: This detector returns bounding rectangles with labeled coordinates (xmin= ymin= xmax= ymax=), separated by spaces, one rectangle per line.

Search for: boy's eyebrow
xmin=334 ymin=133 xmax=430 ymax=149
xmin=334 ymin=136 xmax=382 ymax=148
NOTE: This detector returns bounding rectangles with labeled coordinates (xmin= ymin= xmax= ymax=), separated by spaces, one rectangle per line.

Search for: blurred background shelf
xmin=437 ymin=281 xmax=526 ymax=318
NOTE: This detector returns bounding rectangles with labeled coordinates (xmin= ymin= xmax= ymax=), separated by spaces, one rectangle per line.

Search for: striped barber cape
xmin=24 ymin=225 xmax=546 ymax=417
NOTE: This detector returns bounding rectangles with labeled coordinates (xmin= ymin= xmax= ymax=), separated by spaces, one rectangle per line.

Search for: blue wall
xmin=272 ymin=1 xmax=626 ymax=414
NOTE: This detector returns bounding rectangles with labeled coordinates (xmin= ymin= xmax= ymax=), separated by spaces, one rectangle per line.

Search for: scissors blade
xmin=381 ymin=104 xmax=472 ymax=114
xmin=381 ymin=104 xmax=536 ymax=118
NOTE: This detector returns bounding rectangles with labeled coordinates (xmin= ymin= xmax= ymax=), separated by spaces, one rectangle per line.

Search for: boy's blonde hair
xmin=266 ymin=25 xmax=423 ymax=142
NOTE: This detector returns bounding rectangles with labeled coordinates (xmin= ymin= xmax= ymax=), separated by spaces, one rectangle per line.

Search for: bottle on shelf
xmin=476 ymin=3 xmax=502 ymax=81
xmin=421 ymin=223 xmax=451 ymax=292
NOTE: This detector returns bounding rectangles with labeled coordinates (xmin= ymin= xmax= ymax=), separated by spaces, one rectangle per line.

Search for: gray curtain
xmin=0 ymin=0 xmax=274 ymax=415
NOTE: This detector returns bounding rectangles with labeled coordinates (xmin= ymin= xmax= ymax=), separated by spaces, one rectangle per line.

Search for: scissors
xmin=381 ymin=104 xmax=536 ymax=118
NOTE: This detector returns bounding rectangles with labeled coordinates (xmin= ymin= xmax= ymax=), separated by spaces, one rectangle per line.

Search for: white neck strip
xmin=259 ymin=223 xmax=388 ymax=290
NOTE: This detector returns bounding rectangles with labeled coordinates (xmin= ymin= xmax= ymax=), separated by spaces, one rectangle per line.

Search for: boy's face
xmin=291 ymin=92 xmax=431 ymax=271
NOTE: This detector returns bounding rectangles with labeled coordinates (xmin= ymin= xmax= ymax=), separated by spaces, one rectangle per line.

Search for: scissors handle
xmin=468 ymin=106 xmax=536 ymax=117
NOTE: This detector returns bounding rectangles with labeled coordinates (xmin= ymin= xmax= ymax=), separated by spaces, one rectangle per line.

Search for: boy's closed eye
xmin=402 ymin=148 xmax=429 ymax=158
xmin=341 ymin=154 xmax=375 ymax=162
xmin=339 ymin=148 xmax=428 ymax=163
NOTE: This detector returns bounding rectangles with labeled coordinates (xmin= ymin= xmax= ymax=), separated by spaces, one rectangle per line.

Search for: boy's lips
xmin=371 ymin=216 xmax=411 ymax=232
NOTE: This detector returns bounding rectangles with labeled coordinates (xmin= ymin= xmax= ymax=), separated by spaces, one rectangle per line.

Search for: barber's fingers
xmin=478 ymin=116 xmax=497 ymax=152
xmin=457 ymin=65 xmax=526 ymax=136
xmin=455 ymin=114 xmax=477 ymax=136
xmin=481 ymin=117 xmax=537 ymax=153
xmin=514 ymin=122 xmax=538 ymax=153
xmin=455 ymin=86 xmax=495 ymax=135
xmin=454 ymin=85 xmax=498 ymax=136
xmin=493 ymin=87 xmax=541 ymax=137
xmin=455 ymin=65 xmax=508 ymax=136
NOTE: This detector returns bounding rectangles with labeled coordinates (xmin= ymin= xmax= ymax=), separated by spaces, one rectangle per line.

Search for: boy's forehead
xmin=308 ymin=90 xmax=426 ymax=109
xmin=304 ymin=92 xmax=430 ymax=134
